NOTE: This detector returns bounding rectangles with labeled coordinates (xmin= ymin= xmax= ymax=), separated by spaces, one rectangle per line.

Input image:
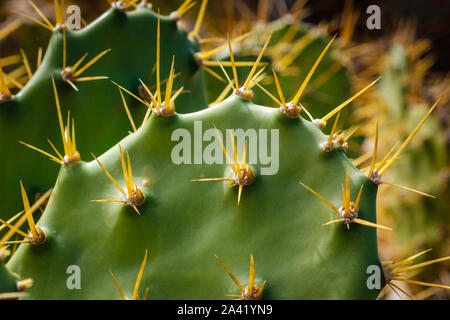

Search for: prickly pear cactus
xmin=0 ymin=3 xmax=207 ymax=220
xmin=1 ymin=0 xmax=449 ymax=300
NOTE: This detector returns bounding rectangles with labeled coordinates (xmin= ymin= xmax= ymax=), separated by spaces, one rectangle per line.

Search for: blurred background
xmin=1 ymin=0 xmax=449 ymax=299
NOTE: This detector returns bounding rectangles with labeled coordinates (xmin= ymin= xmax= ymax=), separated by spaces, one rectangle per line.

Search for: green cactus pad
xmin=0 ymin=6 xmax=207 ymax=221
xmin=8 ymin=94 xmax=383 ymax=299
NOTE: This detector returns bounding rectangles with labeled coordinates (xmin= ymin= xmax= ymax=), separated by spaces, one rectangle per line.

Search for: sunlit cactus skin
xmin=7 ymin=94 xmax=383 ymax=299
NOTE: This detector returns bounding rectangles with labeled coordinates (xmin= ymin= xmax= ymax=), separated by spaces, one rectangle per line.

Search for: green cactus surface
xmin=0 ymin=6 xmax=207 ymax=221
xmin=1 ymin=0 xmax=448 ymax=302
xmin=7 ymin=93 xmax=383 ymax=299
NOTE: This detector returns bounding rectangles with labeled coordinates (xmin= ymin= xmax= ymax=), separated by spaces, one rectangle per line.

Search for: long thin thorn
xmin=253 ymin=81 xmax=281 ymax=106
xmin=132 ymin=249 xmax=148 ymax=300
xmin=248 ymin=254 xmax=255 ymax=292
xmin=374 ymin=139 xmax=403 ymax=172
xmin=389 ymin=249 xmax=432 ymax=270
xmin=379 ymin=100 xmax=439 ymax=175
xmin=257 ymin=280 xmax=266 ymax=297
xmin=229 ymin=131 xmax=240 ymax=176
xmin=243 ymin=34 xmax=272 ymax=89
xmin=176 ymin=0 xmax=191 ymax=13
xmin=126 ymin=152 xmax=134 ymax=195
xmin=341 ymin=184 xmax=347 ymax=215
xmin=19 ymin=141 xmax=62 ymax=163
xmin=343 ymin=126 xmax=359 ymax=141
xmin=138 ymin=79 xmax=158 ymax=109
xmin=322 ymin=77 xmax=380 ymax=122
xmin=0 ymin=19 xmax=22 ymax=41
xmin=227 ymin=34 xmax=239 ymax=90
xmin=75 ymin=76 xmax=108 ymax=82
xmin=202 ymin=66 xmax=226 ymax=82
xmin=214 ymin=126 xmax=236 ymax=171
xmin=0 ymin=210 xmax=24 ymax=233
xmin=4 ymin=73 xmax=24 ymax=90
xmin=91 ymin=199 xmax=125 ymax=203
xmin=344 ymin=169 xmax=350 ymax=213
xmin=241 ymin=141 xmax=247 ymax=167
xmin=413 ymin=287 xmax=440 ymax=300
xmin=393 ymin=256 xmax=450 ymax=274
xmin=142 ymin=288 xmax=149 ymax=300
xmin=197 ymin=33 xmax=250 ymax=60
xmin=215 ymin=255 xmax=245 ymax=293
xmin=110 ymin=270 xmax=126 ymax=300
xmin=19 ymin=49 xmax=32 ymax=79
xmin=272 ymin=69 xmax=286 ymax=109
xmin=37 ymin=47 xmax=43 ymax=68
xmin=0 ymin=217 xmax=29 ymax=238
xmin=311 ymin=60 xmax=343 ymax=89
xmin=216 ymin=60 xmax=235 ymax=90
xmin=20 ymin=181 xmax=38 ymax=239
xmin=66 ymin=79 xmax=79 ymax=91
xmin=302 ymin=105 xmax=314 ymax=121
xmin=118 ymin=88 xmax=137 ymax=132
xmin=73 ymin=49 xmax=111 ymax=77
xmin=369 ymin=121 xmax=379 ymax=174
xmin=54 ymin=0 xmax=62 ymax=25
xmin=192 ymin=178 xmax=234 ymax=182
xmin=1 ymin=240 xmax=30 ymax=245
xmin=62 ymin=28 xmax=67 ymax=70
xmin=112 ymin=80 xmax=153 ymax=111
xmin=91 ymin=153 xmax=126 ymax=196
xmin=249 ymin=66 xmax=267 ymax=88
xmin=12 ymin=10 xmax=53 ymax=31
xmin=353 ymin=218 xmax=392 ymax=231
xmin=291 ymin=34 xmax=337 ymax=106
xmin=355 ymin=185 xmax=364 ymax=210
xmin=327 ymin=111 xmax=341 ymax=147
xmin=322 ymin=219 xmax=342 ymax=226
xmin=237 ymin=184 xmax=243 ymax=205
xmin=170 ymin=86 xmax=184 ymax=104
xmin=203 ymin=61 xmax=268 ymax=67
xmin=389 ymin=281 xmax=416 ymax=300
xmin=277 ymin=33 xmax=314 ymax=70
xmin=156 ymin=10 xmax=161 ymax=105
xmin=392 ymin=278 xmax=450 ymax=290
xmin=189 ymin=0 xmax=208 ymax=39
xmin=176 ymin=0 xmax=196 ymax=16
xmin=51 ymin=75 xmax=66 ymax=151
xmin=71 ymin=53 xmax=88 ymax=73
xmin=164 ymin=56 xmax=175 ymax=110
xmin=198 ymin=37 xmax=224 ymax=44
xmin=0 ymin=189 xmax=52 ymax=245
xmin=299 ymin=181 xmax=339 ymax=214
xmin=381 ymin=181 xmax=435 ymax=198
xmin=209 ymin=83 xmax=233 ymax=107
xmin=118 ymin=145 xmax=129 ymax=193
xmin=0 ymin=292 xmax=26 ymax=300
